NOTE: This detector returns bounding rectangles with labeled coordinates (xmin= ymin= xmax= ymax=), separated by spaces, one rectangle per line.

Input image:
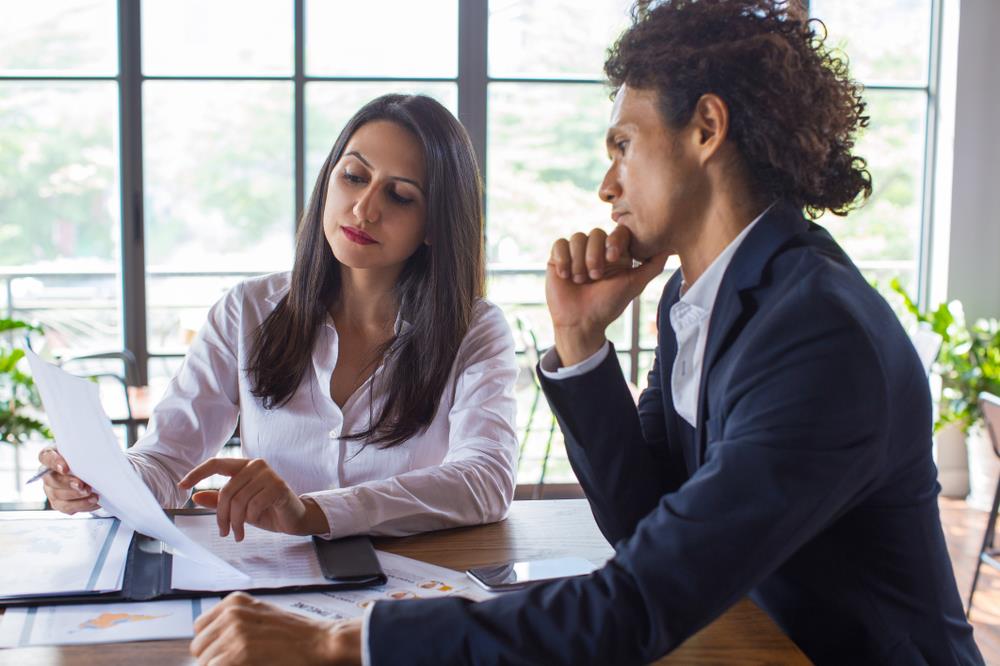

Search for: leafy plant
xmin=0 ymin=318 xmax=52 ymax=446
xmin=891 ymin=278 xmax=1000 ymax=431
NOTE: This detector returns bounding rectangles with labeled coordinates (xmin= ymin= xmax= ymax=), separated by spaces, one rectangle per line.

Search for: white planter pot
xmin=936 ymin=420 xmax=970 ymax=498
xmin=966 ymin=424 xmax=1000 ymax=511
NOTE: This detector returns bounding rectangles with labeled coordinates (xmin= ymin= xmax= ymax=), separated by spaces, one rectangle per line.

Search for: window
xmin=0 ymin=0 xmax=942 ymax=500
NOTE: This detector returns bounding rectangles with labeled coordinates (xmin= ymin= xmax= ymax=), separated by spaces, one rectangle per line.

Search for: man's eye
xmin=617 ymin=140 xmax=629 ymax=153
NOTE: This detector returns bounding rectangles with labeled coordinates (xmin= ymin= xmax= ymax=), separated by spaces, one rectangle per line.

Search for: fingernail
xmin=589 ymin=269 xmax=601 ymax=280
xmin=58 ymin=466 xmax=65 ymax=474
xmin=573 ymin=275 xmax=586 ymax=284
xmin=71 ymin=482 xmax=81 ymax=491
xmin=559 ymin=270 xmax=569 ymax=279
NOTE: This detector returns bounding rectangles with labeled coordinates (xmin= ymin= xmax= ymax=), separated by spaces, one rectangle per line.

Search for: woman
xmin=39 ymin=94 xmax=519 ymax=542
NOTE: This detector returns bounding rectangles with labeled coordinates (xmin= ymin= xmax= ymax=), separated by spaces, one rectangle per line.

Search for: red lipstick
xmin=342 ymin=226 xmax=378 ymax=245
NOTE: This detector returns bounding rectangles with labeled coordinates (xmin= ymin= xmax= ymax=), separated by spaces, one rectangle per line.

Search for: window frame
xmin=0 ymin=0 xmax=942 ymax=387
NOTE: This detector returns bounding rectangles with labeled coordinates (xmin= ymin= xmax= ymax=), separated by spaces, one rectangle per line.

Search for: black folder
xmin=0 ymin=510 xmax=387 ymax=608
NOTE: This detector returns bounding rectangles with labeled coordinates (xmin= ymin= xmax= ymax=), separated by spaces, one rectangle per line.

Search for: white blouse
xmin=125 ymin=272 xmax=519 ymax=539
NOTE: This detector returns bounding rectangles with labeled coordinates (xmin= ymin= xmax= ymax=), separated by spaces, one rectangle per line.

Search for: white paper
xmin=0 ymin=598 xmax=220 ymax=647
xmin=265 ymin=551 xmax=496 ymax=621
xmin=171 ymin=515 xmax=329 ymax=591
xmin=0 ymin=516 xmax=133 ymax=597
xmin=25 ymin=350 xmax=249 ymax=584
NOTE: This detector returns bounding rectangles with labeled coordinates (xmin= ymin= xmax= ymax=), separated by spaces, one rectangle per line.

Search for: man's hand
xmin=179 ymin=458 xmax=329 ymax=541
xmin=38 ymin=447 xmax=100 ymax=514
xmin=546 ymin=225 xmax=669 ymax=366
xmin=190 ymin=592 xmax=362 ymax=666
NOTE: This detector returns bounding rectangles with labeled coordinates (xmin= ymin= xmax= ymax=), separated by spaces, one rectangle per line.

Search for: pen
xmin=25 ymin=467 xmax=52 ymax=484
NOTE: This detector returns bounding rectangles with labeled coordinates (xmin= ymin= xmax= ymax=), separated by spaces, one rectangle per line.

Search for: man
xmin=190 ymin=1 xmax=983 ymax=663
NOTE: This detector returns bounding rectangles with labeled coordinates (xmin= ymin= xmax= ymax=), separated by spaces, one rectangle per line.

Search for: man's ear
xmin=689 ymin=93 xmax=729 ymax=165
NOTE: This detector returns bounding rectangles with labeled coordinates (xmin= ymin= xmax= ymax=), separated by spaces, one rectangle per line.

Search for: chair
xmin=511 ymin=317 xmax=559 ymax=500
xmin=58 ymin=350 xmax=144 ymax=447
xmin=966 ymin=391 xmax=1000 ymax=616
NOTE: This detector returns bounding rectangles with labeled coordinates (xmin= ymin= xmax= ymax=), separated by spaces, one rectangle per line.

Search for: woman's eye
xmin=342 ymin=170 xmax=365 ymax=184
xmin=389 ymin=190 xmax=414 ymax=205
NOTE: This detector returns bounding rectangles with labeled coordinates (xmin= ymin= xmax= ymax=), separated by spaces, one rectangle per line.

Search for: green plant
xmin=891 ymin=278 xmax=1000 ymax=431
xmin=0 ymin=318 xmax=52 ymax=446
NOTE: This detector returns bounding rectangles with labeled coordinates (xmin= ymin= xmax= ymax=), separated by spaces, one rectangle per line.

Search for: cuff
xmin=538 ymin=341 xmax=610 ymax=379
xmin=360 ymin=601 xmax=376 ymax=666
xmin=301 ymin=487 xmax=371 ymax=540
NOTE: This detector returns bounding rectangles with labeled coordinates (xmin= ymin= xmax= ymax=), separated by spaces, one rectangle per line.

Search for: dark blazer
xmin=369 ymin=203 xmax=982 ymax=665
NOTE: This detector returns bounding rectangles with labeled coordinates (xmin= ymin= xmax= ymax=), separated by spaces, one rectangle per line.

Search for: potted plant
xmin=892 ymin=280 xmax=1000 ymax=507
xmin=0 ymin=318 xmax=52 ymax=452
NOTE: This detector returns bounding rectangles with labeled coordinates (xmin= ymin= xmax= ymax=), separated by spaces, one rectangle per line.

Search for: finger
xmin=52 ymin=494 xmax=101 ymax=515
xmin=228 ymin=473 xmax=277 ymax=541
xmin=190 ymin=607 xmax=235 ymax=659
xmin=43 ymin=469 xmax=86 ymax=492
xmin=192 ymin=490 xmax=221 ymax=509
xmin=569 ymin=232 xmax=589 ymax=284
xmin=194 ymin=592 xmax=253 ymax=633
xmin=215 ymin=468 xmax=261 ymax=538
xmin=38 ymin=447 xmax=70 ymax=475
xmin=627 ymin=250 xmax=672 ymax=295
xmin=585 ymin=228 xmax=608 ymax=279
xmin=48 ymin=484 xmax=98 ymax=502
xmin=179 ymin=457 xmax=250 ymax=489
xmin=606 ymin=224 xmax=632 ymax=262
xmin=245 ymin=485 xmax=285 ymax=526
xmin=549 ymin=238 xmax=571 ymax=279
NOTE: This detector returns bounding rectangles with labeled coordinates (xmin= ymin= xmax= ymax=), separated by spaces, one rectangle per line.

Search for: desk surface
xmin=1 ymin=500 xmax=809 ymax=665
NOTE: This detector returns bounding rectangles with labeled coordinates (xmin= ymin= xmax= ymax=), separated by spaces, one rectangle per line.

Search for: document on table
xmin=171 ymin=515 xmax=330 ymax=591
xmin=25 ymin=350 xmax=249 ymax=584
xmin=266 ymin=550 xmax=496 ymax=621
xmin=0 ymin=552 xmax=491 ymax=647
xmin=0 ymin=598 xmax=220 ymax=647
xmin=0 ymin=515 xmax=133 ymax=597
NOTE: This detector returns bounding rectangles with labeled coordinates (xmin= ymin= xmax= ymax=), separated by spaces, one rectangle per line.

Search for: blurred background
xmin=0 ymin=0 xmax=993 ymax=504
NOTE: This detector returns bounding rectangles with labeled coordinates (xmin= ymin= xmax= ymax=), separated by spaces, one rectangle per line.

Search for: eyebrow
xmin=344 ymin=150 xmax=425 ymax=193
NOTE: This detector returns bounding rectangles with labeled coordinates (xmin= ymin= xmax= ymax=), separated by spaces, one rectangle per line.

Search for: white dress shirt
xmin=126 ymin=272 xmax=519 ymax=540
xmin=540 ymin=205 xmax=770 ymax=428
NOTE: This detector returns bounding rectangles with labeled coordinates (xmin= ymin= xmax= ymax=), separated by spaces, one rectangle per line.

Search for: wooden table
xmin=2 ymin=500 xmax=809 ymax=665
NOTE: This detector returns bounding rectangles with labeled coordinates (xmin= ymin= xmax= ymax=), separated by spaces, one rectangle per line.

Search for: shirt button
xmin=328 ymin=428 xmax=340 ymax=439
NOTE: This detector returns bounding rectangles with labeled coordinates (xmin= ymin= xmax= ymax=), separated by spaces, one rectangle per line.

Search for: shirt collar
xmin=678 ymin=202 xmax=775 ymax=311
xmin=263 ymin=283 xmax=411 ymax=335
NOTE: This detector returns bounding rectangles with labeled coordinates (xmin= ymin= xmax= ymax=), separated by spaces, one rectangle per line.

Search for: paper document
xmin=171 ymin=515 xmax=330 ymax=591
xmin=25 ymin=350 xmax=249 ymax=583
xmin=0 ymin=515 xmax=133 ymax=598
xmin=0 ymin=598 xmax=219 ymax=647
xmin=266 ymin=550 xmax=496 ymax=621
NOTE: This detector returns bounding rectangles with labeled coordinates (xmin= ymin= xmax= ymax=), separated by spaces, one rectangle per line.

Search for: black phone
xmin=466 ymin=556 xmax=596 ymax=591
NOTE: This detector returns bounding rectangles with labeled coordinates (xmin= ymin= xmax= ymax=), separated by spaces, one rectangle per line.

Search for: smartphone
xmin=466 ymin=556 xmax=596 ymax=591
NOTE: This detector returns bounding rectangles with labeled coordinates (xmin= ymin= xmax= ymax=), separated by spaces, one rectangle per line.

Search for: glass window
xmin=305 ymin=0 xmax=458 ymax=78
xmin=489 ymin=0 xmax=631 ymax=79
xmin=820 ymin=90 xmax=927 ymax=292
xmin=809 ymin=0 xmax=932 ymax=85
xmin=0 ymin=82 xmax=122 ymax=356
xmin=142 ymin=0 xmax=293 ymax=76
xmin=0 ymin=0 xmax=117 ymax=75
xmin=143 ymin=81 xmax=294 ymax=353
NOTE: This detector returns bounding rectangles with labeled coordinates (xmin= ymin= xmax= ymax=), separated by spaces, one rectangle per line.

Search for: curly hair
xmin=605 ymin=0 xmax=872 ymax=218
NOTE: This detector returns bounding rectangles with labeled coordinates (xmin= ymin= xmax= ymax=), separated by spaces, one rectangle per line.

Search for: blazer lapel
xmin=693 ymin=202 xmax=810 ymax=463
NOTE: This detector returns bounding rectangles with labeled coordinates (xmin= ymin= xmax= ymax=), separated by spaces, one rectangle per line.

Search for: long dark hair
xmin=246 ymin=94 xmax=485 ymax=447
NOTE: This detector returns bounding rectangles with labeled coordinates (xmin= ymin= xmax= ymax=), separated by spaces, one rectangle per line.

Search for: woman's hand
xmin=178 ymin=458 xmax=329 ymax=541
xmin=190 ymin=592 xmax=362 ymax=666
xmin=38 ymin=447 xmax=100 ymax=514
